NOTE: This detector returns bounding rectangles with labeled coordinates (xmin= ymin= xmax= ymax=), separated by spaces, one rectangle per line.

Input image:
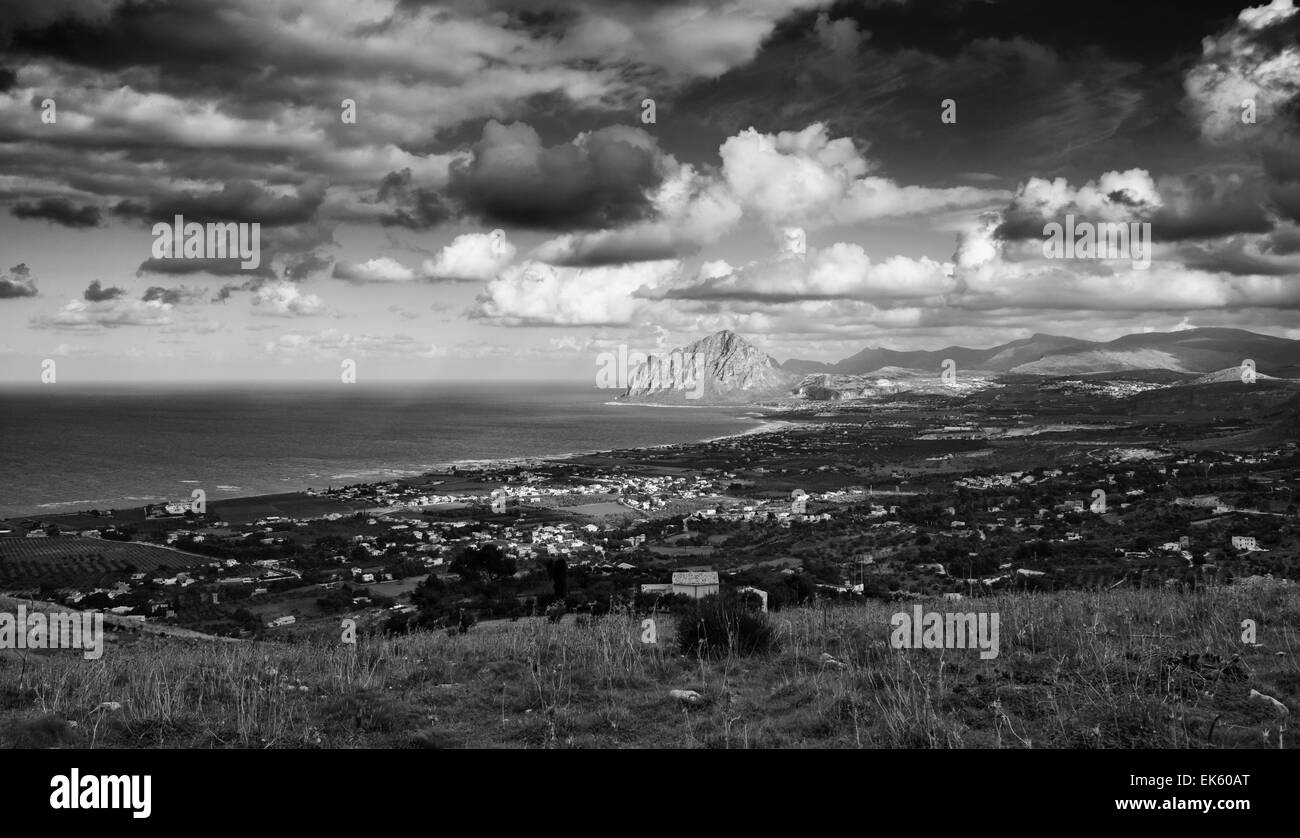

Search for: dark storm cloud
xmin=1265 ymin=146 xmax=1300 ymax=182
xmin=83 ymin=279 xmax=124 ymax=301
xmin=136 ymin=257 xmax=275 ymax=280
xmin=395 ymin=0 xmax=581 ymax=29
xmin=376 ymin=169 xmax=452 ymax=231
xmin=116 ymin=184 xmax=333 ymax=281
xmin=992 ymin=211 xmax=1071 ymax=242
xmin=0 ymin=263 xmax=38 ymax=299
xmin=211 ymin=281 xmax=254 ymax=303
xmin=1149 ymin=172 xmax=1277 ymax=241
xmin=667 ymin=12 xmax=1160 ymax=183
xmin=812 ymin=0 xmax=1250 ymax=62
xmin=1264 ymin=224 xmax=1300 ymax=255
xmin=4 ymin=0 xmax=786 ymax=116
xmin=544 ymin=238 xmax=687 ymax=268
xmin=142 ymin=285 xmax=205 ymax=304
xmin=282 ymin=252 xmax=334 ymax=281
xmin=11 ymin=196 xmax=103 ymax=228
xmin=446 ymin=121 xmax=665 ymax=231
xmin=1265 ymin=146 xmax=1300 ymax=223
xmin=111 ymin=180 xmax=327 ymax=227
xmin=0 ymin=0 xmax=827 ymax=250
xmin=1273 ymin=182 xmax=1300 ymax=224
xmin=1178 ymin=237 xmax=1300 ymax=276
xmin=5 ymin=0 xmax=337 ymax=102
xmin=0 ymin=0 xmax=126 ymax=44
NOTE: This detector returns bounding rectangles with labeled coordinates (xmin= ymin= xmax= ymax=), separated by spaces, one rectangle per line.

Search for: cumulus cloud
xmin=31 ymin=297 xmax=173 ymax=330
xmin=995 ymin=168 xmax=1162 ymax=238
xmin=263 ymin=329 xmax=438 ymax=360
xmin=1183 ymin=0 xmax=1300 ymax=146
xmin=422 ymin=230 xmax=516 ymax=281
xmin=332 ymin=257 xmax=420 ymax=283
xmin=470 ymin=259 xmax=680 ymax=326
xmin=950 ymin=208 xmax=1300 ymax=313
xmin=250 ymin=281 xmax=326 ymax=317
xmin=658 ymin=240 xmax=953 ymax=303
xmin=0 ymin=263 xmax=39 ymax=299
xmin=530 ymin=123 xmax=991 ymax=266
xmin=995 ymin=167 xmax=1277 ymax=242
xmin=719 ymin=123 xmax=1009 ymax=228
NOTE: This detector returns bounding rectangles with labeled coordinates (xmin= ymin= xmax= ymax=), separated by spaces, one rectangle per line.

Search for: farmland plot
xmin=0 ymin=537 xmax=208 ymax=586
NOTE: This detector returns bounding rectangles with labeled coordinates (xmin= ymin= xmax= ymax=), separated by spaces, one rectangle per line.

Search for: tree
xmin=546 ymin=558 xmax=568 ymax=599
xmin=782 ymin=572 xmax=816 ymax=605
xmin=409 ymin=572 xmax=445 ymax=609
xmin=449 ymin=543 xmax=516 ymax=583
xmin=230 ymin=608 xmax=261 ymax=634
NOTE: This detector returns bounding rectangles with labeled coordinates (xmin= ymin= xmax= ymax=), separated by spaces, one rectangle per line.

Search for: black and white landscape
xmin=1 ymin=0 xmax=1298 ymax=761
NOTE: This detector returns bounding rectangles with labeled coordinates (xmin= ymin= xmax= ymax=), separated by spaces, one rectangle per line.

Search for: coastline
xmin=417 ymin=415 xmax=798 ymax=472
xmin=1 ymin=412 xmax=803 ymax=523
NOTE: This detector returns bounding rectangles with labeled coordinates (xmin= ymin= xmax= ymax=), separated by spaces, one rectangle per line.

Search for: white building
xmin=671 ymin=570 xmax=719 ymax=599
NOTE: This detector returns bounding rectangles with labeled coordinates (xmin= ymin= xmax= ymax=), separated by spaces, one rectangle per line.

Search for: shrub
xmin=316 ymin=586 xmax=355 ymax=614
xmin=675 ymin=596 xmax=777 ymax=658
xmin=1 ymin=714 xmax=79 ymax=748
xmin=384 ymin=612 xmax=414 ymax=635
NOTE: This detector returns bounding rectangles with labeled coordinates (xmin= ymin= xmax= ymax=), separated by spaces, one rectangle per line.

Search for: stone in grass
xmin=669 ymin=689 xmax=703 ymax=705
xmin=1248 ymin=689 xmax=1289 ymax=716
xmin=820 ymin=652 xmax=846 ymax=670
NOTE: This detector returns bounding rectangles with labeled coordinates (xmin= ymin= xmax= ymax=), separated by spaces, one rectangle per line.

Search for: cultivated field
xmin=1 ymin=582 xmax=1297 ymax=748
xmin=0 ymin=536 xmax=209 ymax=586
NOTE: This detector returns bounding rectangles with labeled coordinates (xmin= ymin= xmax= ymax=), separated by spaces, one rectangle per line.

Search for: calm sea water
xmin=0 ymin=382 xmax=761 ymax=518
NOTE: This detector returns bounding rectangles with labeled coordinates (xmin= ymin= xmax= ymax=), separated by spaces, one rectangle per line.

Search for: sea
xmin=0 ymin=382 xmax=765 ymax=518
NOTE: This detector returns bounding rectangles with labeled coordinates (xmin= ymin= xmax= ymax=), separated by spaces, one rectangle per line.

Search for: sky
xmin=0 ymin=0 xmax=1298 ymax=382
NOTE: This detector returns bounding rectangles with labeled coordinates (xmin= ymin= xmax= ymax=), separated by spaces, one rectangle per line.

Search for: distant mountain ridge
xmin=619 ymin=327 xmax=1300 ymax=405
xmin=781 ymin=333 xmax=1093 ymax=375
xmin=784 ymin=328 xmax=1300 ymax=378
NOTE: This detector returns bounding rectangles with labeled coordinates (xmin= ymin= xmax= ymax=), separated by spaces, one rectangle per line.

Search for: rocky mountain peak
xmin=618 ymin=330 xmax=796 ymax=404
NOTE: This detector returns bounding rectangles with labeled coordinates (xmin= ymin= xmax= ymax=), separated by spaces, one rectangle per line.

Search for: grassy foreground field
xmin=2 ymin=583 xmax=1297 ymax=748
